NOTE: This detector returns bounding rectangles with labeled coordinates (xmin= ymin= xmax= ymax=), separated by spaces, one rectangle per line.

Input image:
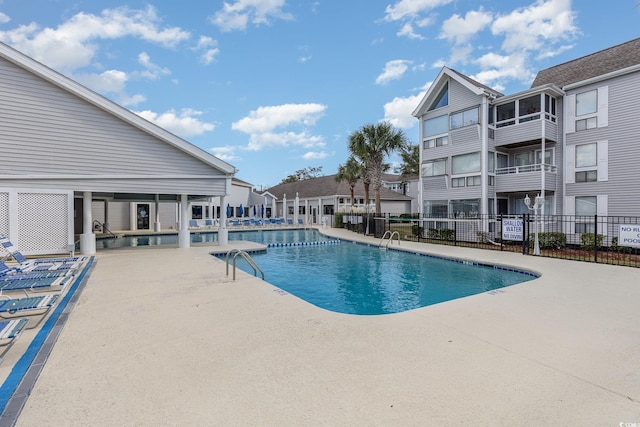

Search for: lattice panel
xmin=17 ymin=192 xmax=69 ymax=252
xmin=0 ymin=192 xmax=9 ymax=239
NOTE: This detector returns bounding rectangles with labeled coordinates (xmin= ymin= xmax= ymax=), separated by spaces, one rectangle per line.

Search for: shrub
xmin=428 ymin=228 xmax=454 ymax=241
xmin=538 ymin=232 xmax=566 ymax=249
xmin=477 ymin=231 xmax=489 ymax=243
xmin=580 ymin=232 xmax=604 ymax=251
xmin=610 ymin=237 xmax=634 ymax=254
xmin=411 ymin=224 xmax=424 ymax=237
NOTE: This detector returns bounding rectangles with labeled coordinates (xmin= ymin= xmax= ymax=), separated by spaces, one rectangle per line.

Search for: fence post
xmin=454 ymin=220 xmax=457 ymax=246
xmin=522 ymin=214 xmax=528 ymax=255
xmin=593 ymin=214 xmax=598 ymax=263
xmin=499 ymin=215 xmax=503 ymax=251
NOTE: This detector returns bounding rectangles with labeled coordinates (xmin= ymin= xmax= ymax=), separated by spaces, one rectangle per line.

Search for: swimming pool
xmin=229 ymin=231 xmax=538 ymax=315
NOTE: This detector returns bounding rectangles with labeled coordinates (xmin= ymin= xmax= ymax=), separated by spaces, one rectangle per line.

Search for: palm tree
xmin=348 ymin=122 xmax=408 ymax=214
xmin=335 ymin=156 xmax=361 ymax=211
xmin=396 ymin=144 xmax=420 ymax=180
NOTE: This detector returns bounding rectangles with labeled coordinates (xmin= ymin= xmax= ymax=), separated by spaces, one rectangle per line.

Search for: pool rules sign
xmin=502 ymin=219 xmax=524 ymax=241
xmin=618 ymin=225 xmax=640 ymax=247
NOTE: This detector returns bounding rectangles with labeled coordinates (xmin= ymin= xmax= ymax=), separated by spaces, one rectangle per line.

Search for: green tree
xmin=348 ymin=122 xmax=408 ymax=214
xmin=395 ymin=144 xmax=419 ymax=179
xmin=280 ymin=166 xmax=324 ymax=184
xmin=335 ymin=156 xmax=361 ymax=210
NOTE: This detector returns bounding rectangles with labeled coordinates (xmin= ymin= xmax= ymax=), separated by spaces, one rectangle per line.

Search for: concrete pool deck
xmin=4 ymin=227 xmax=640 ymax=425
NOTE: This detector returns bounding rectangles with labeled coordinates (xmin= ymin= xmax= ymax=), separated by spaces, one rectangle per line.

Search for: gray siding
xmin=0 ymin=57 xmax=226 ymax=185
xmin=565 ymin=72 xmax=640 ymax=216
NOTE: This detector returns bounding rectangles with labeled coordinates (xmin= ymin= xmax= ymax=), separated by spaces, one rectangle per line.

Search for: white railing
xmin=495 ymin=163 xmax=557 ymax=175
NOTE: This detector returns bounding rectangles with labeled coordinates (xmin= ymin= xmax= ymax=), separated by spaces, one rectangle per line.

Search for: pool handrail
xmin=224 ymin=249 xmax=264 ymax=281
xmin=379 ymin=231 xmax=400 ymax=248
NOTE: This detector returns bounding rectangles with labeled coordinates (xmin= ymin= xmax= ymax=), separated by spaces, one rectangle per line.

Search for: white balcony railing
xmin=495 ymin=163 xmax=557 ymax=175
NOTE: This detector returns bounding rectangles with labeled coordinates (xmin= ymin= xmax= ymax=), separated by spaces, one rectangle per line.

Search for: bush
xmin=427 ymin=228 xmax=454 ymax=241
xmin=411 ymin=224 xmax=424 ymax=237
xmin=477 ymin=231 xmax=489 ymax=243
xmin=538 ymin=232 xmax=566 ymax=249
xmin=611 ymin=237 xmax=634 ymax=254
xmin=334 ymin=213 xmax=344 ymax=228
xmin=580 ymin=232 xmax=604 ymax=251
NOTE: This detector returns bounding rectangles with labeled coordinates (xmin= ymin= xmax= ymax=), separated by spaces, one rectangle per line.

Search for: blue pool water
xmin=232 ymin=232 xmax=537 ymax=315
xmin=96 ymin=229 xmax=537 ymax=314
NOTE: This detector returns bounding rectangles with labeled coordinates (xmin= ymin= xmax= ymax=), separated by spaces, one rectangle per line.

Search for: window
xmin=545 ymin=94 xmax=556 ymax=122
xmin=451 ymin=152 xmax=480 ymax=175
xmin=466 ymin=176 xmax=481 ymax=186
xmin=515 ymin=152 xmax=532 ymax=166
xmin=422 ymin=159 xmax=446 ymax=177
xmin=424 ymin=200 xmax=448 ymax=217
xmin=518 ymin=95 xmax=541 ymax=122
xmin=488 ymin=152 xmax=495 ymax=173
xmin=452 ymin=177 xmax=466 ymax=187
xmin=575 ymin=143 xmax=597 ymax=182
xmin=497 ymin=153 xmax=508 ymax=172
xmin=424 ymin=135 xmax=448 ymax=149
xmin=575 ymin=143 xmax=596 ymax=168
xmin=496 ymin=102 xmax=515 ymax=127
xmin=450 ymin=107 xmax=479 ymax=129
xmin=535 ymin=148 xmax=553 ymax=166
xmin=576 ymin=117 xmax=597 ymax=131
xmin=451 ymin=199 xmax=480 ymax=218
xmin=423 ymin=115 xmax=448 ymax=138
xmin=429 ymin=82 xmax=448 ymax=110
xmin=576 ymin=90 xmax=597 ymax=116
xmin=192 ymin=205 xmax=203 ymax=219
xmin=575 ymin=196 xmax=597 ymax=233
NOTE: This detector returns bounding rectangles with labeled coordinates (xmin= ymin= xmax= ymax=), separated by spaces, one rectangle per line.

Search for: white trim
xmin=597 ymin=86 xmax=609 ymax=128
xmin=597 ymin=140 xmax=609 ymax=182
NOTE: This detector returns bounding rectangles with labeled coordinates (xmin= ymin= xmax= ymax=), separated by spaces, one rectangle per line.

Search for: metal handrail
xmin=378 ymin=230 xmax=400 ymax=248
xmin=93 ymin=220 xmax=117 ymax=238
xmin=225 ymin=249 xmax=264 ymax=280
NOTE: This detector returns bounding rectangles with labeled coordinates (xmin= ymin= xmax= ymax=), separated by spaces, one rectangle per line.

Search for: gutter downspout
xmin=480 ymin=94 xmax=489 ymax=232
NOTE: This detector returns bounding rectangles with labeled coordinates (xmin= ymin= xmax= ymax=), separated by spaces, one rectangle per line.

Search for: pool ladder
xmin=379 ymin=231 xmax=400 ymax=248
xmin=225 ymin=249 xmax=264 ymax=280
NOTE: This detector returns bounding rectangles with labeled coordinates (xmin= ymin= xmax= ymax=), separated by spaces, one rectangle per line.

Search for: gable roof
xmin=532 ymin=38 xmax=640 ymax=89
xmin=412 ymin=66 xmax=502 ymax=117
xmin=264 ymin=175 xmax=413 ymax=201
xmin=0 ymin=41 xmax=236 ymax=175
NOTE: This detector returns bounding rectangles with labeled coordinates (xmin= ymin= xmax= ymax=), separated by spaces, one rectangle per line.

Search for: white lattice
xmin=17 ymin=192 xmax=70 ymax=252
xmin=0 ymin=192 xmax=9 ymax=238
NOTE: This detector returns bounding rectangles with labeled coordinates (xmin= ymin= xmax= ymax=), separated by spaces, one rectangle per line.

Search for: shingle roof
xmin=263 ymin=174 xmax=412 ymax=200
xmin=449 ymin=68 xmax=503 ymax=97
xmin=532 ymin=38 xmax=640 ymax=88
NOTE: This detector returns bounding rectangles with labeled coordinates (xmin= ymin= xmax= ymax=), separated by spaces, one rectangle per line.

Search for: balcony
xmin=493 ymin=118 xmax=558 ymax=147
xmin=495 ymin=163 xmax=557 ymax=193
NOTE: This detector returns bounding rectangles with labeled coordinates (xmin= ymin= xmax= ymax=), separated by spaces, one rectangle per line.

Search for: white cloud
xmin=491 ymin=0 xmax=578 ymax=54
xmin=383 ymin=92 xmax=425 ymax=129
xmin=136 ymin=52 xmax=171 ymax=80
xmin=232 ymin=103 xmax=327 ymax=151
xmin=472 ymin=52 xmax=534 ymax=91
xmin=376 ymin=59 xmax=413 ymax=85
xmin=210 ymin=145 xmax=241 ymax=162
xmin=302 ymin=151 xmax=328 ymax=160
xmin=135 ymin=108 xmax=215 ymax=137
xmin=0 ymin=6 xmax=190 ymax=74
xmin=0 ymin=12 xmax=10 ymax=24
xmin=194 ymin=36 xmax=220 ymax=64
xmin=439 ymin=9 xmax=492 ymax=45
xmin=209 ymin=0 xmax=293 ymax=32
xmin=384 ymin=0 xmax=453 ymax=22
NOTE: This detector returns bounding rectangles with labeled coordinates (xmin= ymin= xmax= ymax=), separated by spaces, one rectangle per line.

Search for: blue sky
xmin=1 ymin=1 xmax=638 ymax=189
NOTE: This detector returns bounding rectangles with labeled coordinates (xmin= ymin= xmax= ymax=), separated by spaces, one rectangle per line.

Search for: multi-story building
xmin=413 ymin=38 xmax=640 ymax=237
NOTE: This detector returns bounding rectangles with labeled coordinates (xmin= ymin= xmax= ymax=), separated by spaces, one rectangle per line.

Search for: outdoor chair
xmin=0 ymin=318 xmax=29 ymax=364
xmin=297 ymin=218 xmax=304 ymax=225
xmin=188 ymin=219 xmax=201 ymax=229
xmin=0 ymin=236 xmax=86 ymax=272
xmin=0 ymin=275 xmax=72 ymax=295
xmin=1 ymin=260 xmax=72 ymax=281
xmin=0 ymin=294 xmax=59 ymax=328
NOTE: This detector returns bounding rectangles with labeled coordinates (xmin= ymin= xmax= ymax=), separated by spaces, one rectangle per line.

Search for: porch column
xmin=80 ymin=191 xmax=96 ymax=255
xmin=154 ymin=194 xmax=161 ymax=232
xmin=103 ymin=200 xmax=110 ymax=231
xmin=218 ymin=195 xmax=228 ymax=245
xmin=178 ymin=194 xmax=190 ymax=248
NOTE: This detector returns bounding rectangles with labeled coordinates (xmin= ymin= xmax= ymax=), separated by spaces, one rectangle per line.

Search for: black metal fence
xmin=334 ymin=212 xmax=640 ymax=268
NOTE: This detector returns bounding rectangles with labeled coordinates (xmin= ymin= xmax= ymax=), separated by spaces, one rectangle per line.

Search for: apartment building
xmin=413 ymin=38 xmax=640 ymax=236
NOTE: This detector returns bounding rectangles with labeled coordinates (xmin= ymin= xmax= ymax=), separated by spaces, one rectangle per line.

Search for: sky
xmin=0 ymin=1 xmax=639 ymax=190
